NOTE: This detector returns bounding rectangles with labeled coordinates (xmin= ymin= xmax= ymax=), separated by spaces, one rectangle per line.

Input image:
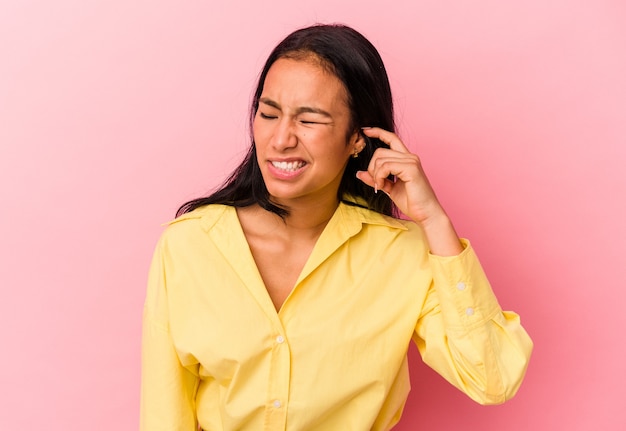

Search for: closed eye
xmin=299 ymin=117 xmax=331 ymax=125
xmin=259 ymin=112 xmax=277 ymax=120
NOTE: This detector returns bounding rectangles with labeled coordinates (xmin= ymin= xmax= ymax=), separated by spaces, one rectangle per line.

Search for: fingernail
xmin=361 ymin=126 xmax=372 ymax=130
xmin=374 ymin=183 xmax=378 ymax=193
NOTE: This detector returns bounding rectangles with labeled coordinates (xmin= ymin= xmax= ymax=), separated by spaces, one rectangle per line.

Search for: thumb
xmin=356 ymin=171 xmax=374 ymax=187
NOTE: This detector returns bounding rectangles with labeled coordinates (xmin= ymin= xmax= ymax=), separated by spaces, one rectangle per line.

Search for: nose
xmin=271 ymin=118 xmax=297 ymax=150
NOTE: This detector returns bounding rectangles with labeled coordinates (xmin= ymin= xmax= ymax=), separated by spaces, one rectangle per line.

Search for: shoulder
xmin=158 ymin=204 xmax=234 ymax=245
xmin=339 ymin=201 xmax=418 ymax=230
xmin=339 ymin=205 xmax=430 ymax=265
xmin=168 ymin=204 xmax=229 ymax=227
xmin=338 ymin=202 xmax=426 ymax=243
xmin=369 ymin=213 xmax=426 ymax=243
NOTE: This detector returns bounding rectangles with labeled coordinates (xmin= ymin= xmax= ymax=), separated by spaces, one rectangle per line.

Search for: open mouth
xmin=271 ymin=160 xmax=306 ymax=172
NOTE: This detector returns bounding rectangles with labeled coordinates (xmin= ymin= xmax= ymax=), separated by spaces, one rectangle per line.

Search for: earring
xmin=352 ymin=148 xmax=360 ymax=158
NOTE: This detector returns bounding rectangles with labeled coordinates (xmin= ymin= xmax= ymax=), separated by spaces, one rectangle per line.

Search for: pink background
xmin=1 ymin=1 xmax=625 ymax=429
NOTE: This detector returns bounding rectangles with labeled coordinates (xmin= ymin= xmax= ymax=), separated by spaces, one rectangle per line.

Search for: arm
xmin=140 ymin=237 xmax=199 ymax=430
xmin=415 ymin=240 xmax=532 ymax=404
xmin=357 ymin=127 xmax=463 ymax=256
xmin=357 ymin=127 xmax=532 ymax=403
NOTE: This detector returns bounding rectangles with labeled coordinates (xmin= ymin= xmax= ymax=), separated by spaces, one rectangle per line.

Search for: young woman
xmin=141 ymin=24 xmax=532 ymax=431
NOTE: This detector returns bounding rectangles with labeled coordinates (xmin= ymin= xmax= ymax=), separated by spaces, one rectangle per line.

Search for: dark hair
xmin=177 ymin=23 xmax=397 ymax=218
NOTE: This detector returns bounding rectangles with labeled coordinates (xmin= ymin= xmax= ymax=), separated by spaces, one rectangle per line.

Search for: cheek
xmin=323 ymin=146 xmax=352 ymax=169
xmin=252 ymin=118 xmax=265 ymax=145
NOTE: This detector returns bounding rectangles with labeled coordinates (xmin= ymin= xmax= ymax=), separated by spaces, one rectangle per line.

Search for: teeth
xmin=271 ymin=161 xmax=305 ymax=172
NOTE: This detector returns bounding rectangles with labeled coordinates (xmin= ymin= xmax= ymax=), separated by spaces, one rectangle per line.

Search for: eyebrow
xmin=259 ymin=97 xmax=333 ymax=118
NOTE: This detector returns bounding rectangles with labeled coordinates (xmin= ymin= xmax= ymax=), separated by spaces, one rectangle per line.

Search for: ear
xmin=351 ymin=131 xmax=366 ymax=156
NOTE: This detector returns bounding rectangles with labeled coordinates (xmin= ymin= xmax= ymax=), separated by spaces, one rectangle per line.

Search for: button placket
xmin=265 ymin=329 xmax=290 ymax=427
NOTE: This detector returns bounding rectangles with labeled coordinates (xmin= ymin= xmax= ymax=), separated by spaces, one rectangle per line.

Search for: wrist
xmin=419 ymin=213 xmax=463 ymax=256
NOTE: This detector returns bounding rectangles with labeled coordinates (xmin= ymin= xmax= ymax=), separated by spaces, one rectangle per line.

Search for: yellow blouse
xmin=141 ymin=203 xmax=532 ymax=431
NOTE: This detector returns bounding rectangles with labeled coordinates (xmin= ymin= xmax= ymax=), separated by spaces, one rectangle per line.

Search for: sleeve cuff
xmin=428 ymin=239 xmax=502 ymax=332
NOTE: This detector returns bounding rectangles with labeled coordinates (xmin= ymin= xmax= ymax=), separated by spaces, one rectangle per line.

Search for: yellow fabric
xmin=141 ymin=202 xmax=532 ymax=431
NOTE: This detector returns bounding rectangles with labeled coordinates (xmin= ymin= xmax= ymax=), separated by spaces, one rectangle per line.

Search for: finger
xmin=373 ymin=160 xmax=423 ymax=194
xmin=355 ymin=170 xmax=374 ymax=188
xmin=356 ymin=170 xmax=381 ymax=193
xmin=356 ymin=171 xmax=393 ymax=195
xmin=369 ymin=154 xmax=421 ymax=185
xmin=368 ymin=149 xmax=420 ymax=172
xmin=361 ymin=127 xmax=410 ymax=154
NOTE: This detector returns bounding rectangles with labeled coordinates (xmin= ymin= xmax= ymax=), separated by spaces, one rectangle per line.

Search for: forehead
xmin=261 ymin=58 xmax=349 ymax=108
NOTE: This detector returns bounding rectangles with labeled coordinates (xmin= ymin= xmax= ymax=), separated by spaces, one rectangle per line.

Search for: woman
xmin=141 ymin=24 xmax=532 ymax=430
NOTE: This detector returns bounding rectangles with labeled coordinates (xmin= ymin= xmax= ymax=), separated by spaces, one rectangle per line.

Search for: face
xmin=253 ymin=57 xmax=363 ymax=207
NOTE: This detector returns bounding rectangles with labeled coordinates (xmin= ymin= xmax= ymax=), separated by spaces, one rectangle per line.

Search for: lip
xmin=266 ymin=158 xmax=308 ymax=180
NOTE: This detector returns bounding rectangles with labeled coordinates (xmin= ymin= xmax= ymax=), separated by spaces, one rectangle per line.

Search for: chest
xmin=169 ymin=238 xmax=427 ymax=385
xmin=247 ymin=238 xmax=315 ymax=311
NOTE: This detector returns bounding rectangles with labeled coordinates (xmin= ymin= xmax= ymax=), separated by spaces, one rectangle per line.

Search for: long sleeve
xmin=140 ymin=237 xmax=199 ymax=431
xmin=413 ymin=239 xmax=533 ymax=405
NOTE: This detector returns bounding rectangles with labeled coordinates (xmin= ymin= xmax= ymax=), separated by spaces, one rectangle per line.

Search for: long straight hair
xmin=177 ymin=24 xmax=397 ymax=218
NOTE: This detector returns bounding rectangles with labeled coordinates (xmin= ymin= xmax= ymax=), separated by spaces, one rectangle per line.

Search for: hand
xmin=355 ymin=127 xmax=463 ymax=255
xmin=356 ymin=127 xmax=442 ymax=224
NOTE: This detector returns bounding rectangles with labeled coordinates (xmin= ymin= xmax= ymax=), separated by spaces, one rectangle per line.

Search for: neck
xmin=236 ymin=200 xmax=338 ymax=247
xmin=271 ymin=193 xmax=340 ymax=235
xmin=284 ymin=204 xmax=337 ymax=232
xmin=260 ymin=196 xmax=339 ymax=236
